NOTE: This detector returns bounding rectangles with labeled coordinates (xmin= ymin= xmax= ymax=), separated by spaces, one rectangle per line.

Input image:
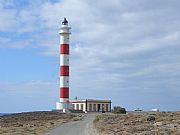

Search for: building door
xmin=81 ymin=104 xmax=84 ymax=111
xmin=76 ymin=104 xmax=79 ymax=110
xmin=102 ymin=104 xmax=105 ymax=112
xmin=89 ymin=104 xmax=92 ymax=112
xmin=93 ymin=104 xmax=96 ymax=111
xmin=97 ymin=104 xmax=100 ymax=112
xmin=106 ymin=104 xmax=109 ymax=112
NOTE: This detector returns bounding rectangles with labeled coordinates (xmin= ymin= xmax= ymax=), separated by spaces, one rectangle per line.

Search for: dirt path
xmin=43 ymin=113 xmax=97 ymax=135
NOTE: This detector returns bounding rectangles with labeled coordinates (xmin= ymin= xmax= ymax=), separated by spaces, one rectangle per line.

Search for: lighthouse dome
xmin=62 ymin=18 xmax=68 ymax=25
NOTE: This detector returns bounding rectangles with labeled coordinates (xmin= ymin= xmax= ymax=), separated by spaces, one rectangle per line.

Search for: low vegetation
xmin=94 ymin=112 xmax=180 ymax=135
xmin=0 ymin=111 xmax=83 ymax=135
xmin=112 ymin=106 xmax=126 ymax=114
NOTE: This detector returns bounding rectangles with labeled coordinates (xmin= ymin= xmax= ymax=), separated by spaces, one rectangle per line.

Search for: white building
xmin=71 ymin=99 xmax=111 ymax=113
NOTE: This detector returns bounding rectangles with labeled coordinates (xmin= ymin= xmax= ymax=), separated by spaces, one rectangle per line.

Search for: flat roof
xmin=70 ymin=99 xmax=111 ymax=103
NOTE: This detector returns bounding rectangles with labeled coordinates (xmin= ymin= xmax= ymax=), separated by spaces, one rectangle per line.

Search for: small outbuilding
xmin=71 ymin=99 xmax=111 ymax=113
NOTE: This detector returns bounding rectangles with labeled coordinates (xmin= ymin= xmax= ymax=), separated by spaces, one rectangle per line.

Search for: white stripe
xmin=60 ymin=98 xmax=69 ymax=102
xmin=60 ymin=54 xmax=69 ymax=66
xmin=56 ymin=102 xmax=62 ymax=110
xmin=60 ymin=76 xmax=69 ymax=87
xmin=60 ymin=35 xmax=69 ymax=44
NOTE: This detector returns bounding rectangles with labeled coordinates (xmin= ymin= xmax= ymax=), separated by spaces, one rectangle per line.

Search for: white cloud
xmin=32 ymin=0 xmax=180 ymax=111
xmin=1 ymin=0 xmax=180 ymax=111
xmin=0 ymin=37 xmax=10 ymax=46
xmin=0 ymin=3 xmax=18 ymax=32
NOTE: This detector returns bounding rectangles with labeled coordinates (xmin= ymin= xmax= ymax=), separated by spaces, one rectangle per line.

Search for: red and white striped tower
xmin=56 ymin=18 xmax=71 ymax=112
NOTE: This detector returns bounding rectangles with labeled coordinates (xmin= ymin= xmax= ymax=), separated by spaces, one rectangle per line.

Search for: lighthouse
xmin=55 ymin=18 xmax=112 ymax=113
xmin=56 ymin=18 xmax=71 ymax=112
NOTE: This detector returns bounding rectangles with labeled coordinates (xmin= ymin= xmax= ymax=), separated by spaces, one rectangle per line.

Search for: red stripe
xmin=60 ymin=66 xmax=69 ymax=76
xmin=60 ymin=88 xmax=69 ymax=98
xmin=60 ymin=44 xmax=69 ymax=54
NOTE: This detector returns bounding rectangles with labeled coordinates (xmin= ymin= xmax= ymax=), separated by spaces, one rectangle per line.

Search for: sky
xmin=0 ymin=0 xmax=180 ymax=113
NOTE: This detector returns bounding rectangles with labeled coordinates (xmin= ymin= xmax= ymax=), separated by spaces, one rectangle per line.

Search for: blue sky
xmin=0 ymin=0 xmax=180 ymax=113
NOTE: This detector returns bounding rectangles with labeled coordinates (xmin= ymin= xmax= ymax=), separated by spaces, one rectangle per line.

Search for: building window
xmin=93 ymin=104 xmax=96 ymax=111
xmin=76 ymin=104 xmax=79 ymax=110
xmin=89 ymin=104 xmax=92 ymax=111
xmin=81 ymin=104 xmax=84 ymax=111
xmin=106 ymin=104 xmax=109 ymax=112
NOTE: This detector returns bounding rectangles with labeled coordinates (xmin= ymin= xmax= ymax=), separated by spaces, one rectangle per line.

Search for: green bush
xmin=112 ymin=106 xmax=126 ymax=114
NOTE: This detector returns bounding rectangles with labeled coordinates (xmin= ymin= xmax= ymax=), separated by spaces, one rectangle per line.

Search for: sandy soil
xmin=0 ymin=111 xmax=82 ymax=135
xmin=93 ymin=112 xmax=180 ymax=135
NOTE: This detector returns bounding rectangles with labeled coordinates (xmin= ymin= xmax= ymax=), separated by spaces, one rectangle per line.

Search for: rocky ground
xmin=0 ymin=111 xmax=82 ymax=135
xmin=93 ymin=112 xmax=180 ymax=135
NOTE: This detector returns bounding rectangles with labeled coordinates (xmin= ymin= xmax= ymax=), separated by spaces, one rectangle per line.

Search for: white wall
xmin=72 ymin=102 xmax=111 ymax=112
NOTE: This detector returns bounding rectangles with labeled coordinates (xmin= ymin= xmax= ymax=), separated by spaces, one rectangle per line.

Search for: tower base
xmin=56 ymin=102 xmax=72 ymax=113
